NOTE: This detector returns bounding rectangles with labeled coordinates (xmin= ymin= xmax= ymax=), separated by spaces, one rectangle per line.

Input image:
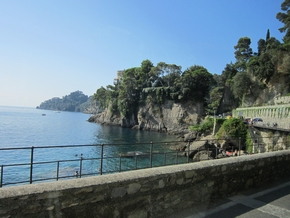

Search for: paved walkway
xmin=168 ymin=178 xmax=290 ymax=218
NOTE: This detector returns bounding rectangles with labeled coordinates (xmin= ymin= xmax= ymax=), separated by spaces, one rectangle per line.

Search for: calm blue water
xmin=0 ymin=106 xmax=183 ymax=186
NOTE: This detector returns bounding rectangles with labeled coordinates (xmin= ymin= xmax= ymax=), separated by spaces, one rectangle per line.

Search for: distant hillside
xmin=36 ymin=91 xmax=100 ymax=113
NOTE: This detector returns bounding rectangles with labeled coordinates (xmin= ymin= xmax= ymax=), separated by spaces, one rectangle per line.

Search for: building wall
xmin=1 ymin=151 xmax=290 ymax=218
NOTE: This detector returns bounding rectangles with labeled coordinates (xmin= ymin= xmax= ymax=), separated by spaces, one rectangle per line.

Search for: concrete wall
xmin=1 ymin=151 xmax=290 ymax=218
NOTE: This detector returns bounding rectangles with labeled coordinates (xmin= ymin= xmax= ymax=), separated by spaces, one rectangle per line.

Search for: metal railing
xmin=1 ymin=137 xmax=289 ymax=188
xmin=0 ymin=141 xmax=192 ymax=187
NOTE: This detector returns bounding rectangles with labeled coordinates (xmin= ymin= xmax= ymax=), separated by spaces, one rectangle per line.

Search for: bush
xmin=216 ymin=118 xmax=248 ymax=139
xmin=245 ymin=131 xmax=253 ymax=153
xmin=189 ymin=117 xmax=214 ymax=133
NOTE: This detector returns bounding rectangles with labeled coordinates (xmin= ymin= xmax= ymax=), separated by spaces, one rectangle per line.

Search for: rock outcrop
xmin=88 ymin=100 xmax=205 ymax=136
xmin=188 ymin=135 xmax=219 ymax=160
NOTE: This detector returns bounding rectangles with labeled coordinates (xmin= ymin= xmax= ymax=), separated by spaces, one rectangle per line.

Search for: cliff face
xmin=218 ymin=71 xmax=290 ymax=111
xmin=88 ymin=100 xmax=204 ymax=134
xmin=137 ymin=100 xmax=203 ymax=133
xmin=242 ymin=73 xmax=290 ymax=107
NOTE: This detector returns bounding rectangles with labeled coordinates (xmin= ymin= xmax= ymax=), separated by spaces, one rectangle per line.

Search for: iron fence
xmin=1 ymin=137 xmax=289 ymax=188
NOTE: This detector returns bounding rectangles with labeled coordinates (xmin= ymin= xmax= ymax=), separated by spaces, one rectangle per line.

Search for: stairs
xmin=248 ymin=125 xmax=265 ymax=153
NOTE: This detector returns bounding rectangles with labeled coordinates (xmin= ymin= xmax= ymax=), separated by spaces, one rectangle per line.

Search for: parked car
xmin=252 ymin=118 xmax=263 ymax=123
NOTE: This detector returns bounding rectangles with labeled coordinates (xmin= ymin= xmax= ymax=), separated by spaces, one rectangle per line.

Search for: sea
xmin=0 ymin=106 xmax=184 ymax=186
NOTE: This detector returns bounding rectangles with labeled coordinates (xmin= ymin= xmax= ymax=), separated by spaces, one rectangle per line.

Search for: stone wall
xmin=1 ymin=151 xmax=290 ymax=218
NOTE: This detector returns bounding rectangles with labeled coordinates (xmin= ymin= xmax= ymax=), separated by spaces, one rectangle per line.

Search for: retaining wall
xmin=233 ymin=105 xmax=290 ymax=128
xmin=1 ymin=151 xmax=290 ymax=218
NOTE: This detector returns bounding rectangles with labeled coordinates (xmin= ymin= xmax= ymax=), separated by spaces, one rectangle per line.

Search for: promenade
xmin=169 ymin=177 xmax=290 ymax=218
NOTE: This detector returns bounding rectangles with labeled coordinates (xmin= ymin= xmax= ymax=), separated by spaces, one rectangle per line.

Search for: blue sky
xmin=0 ymin=0 xmax=285 ymax=107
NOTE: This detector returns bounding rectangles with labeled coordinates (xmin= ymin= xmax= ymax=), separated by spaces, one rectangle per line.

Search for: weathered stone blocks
xmin=0 ymin=151 xmax=290 ymax=217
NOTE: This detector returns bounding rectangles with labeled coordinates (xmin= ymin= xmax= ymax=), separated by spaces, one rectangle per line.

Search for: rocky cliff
xmin=88 ymin=100 xmax=205 ymax=135
xmin=242 ymin=73 xmax=290 ymax=107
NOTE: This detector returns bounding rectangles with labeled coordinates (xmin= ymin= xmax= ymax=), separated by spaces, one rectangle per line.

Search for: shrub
xmin=245 ymin=131 xmax=253 ymax=153
xmin=189 ymin=117 xmax=214 ymax=133
xmin=216 ymin=118 xmax=248 ymax=139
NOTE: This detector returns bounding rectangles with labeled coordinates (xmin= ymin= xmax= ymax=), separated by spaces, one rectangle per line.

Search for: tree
xmin=38 ymin=91 xmax=89 ymax=112
xmin=257 ymin=53 xmax=276 ymax=82
xmin=276 ymin=0 xmax=290 ymax=43
xmin=266 ymin=37 xmax=281 ymax=50
xmin=151 ymin=62 xmax=182 ymax=87
xmin=266 ymin=29 xmax=271 ymax=41
xmin=212 ymin=74 xmax=223 ymax=87
xmin=234 ymin=37 xmax=253 ymax=71
xmin=257 ymin=39 xmax=266 ymax=55
xmin=221 ymin=63 xmax=238 ymax=84
xmin=140 ymin=59 xmax=154 ymax=87
xmin=247 ymin=53 xmax=275 ymax=83
xmin=280 ymin=54 xmax=290 ymax=73
xmin=176 ymin=65 xmax=214 ymax=102
xmin=231 ymin=72 xmax=252 ymax=100
xmin=209 ymin=86 xmax=224 ymax=110
xmin=117 ymin=67 xmax=141 ymax=117
xmin=94 ymin=86 xmax=109 ymax=109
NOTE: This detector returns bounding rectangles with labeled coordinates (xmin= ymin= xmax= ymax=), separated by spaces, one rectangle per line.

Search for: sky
xmin=0 ymin=0 xmax=285 ymax=107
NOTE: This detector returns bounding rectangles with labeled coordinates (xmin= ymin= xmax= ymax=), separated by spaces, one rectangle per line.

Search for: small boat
xmin=42 ymin=114 xmax=46 ymax=116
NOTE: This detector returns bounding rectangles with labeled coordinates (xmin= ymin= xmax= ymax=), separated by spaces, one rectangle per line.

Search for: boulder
xmin=183 ymin=131 xmax=198 ymax=142
xmin=188 ymin=135 xmax=218 ymax=159
xmin=169 ymin=142 xmax=188 ymax=151
xmin=192 ymin=150 xmax=213 ymax=161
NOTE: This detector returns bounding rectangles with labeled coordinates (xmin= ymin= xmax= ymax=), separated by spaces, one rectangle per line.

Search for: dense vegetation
xmin=94 ymin=61 xmax=215 ymax=120
xmin=37 ymin=91 xmax=95 ymax=112
xmin=94 ymin=0 xmax=290 ymax=120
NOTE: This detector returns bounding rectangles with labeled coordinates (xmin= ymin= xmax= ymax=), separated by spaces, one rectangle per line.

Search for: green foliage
xmin=94 ymin=87 xmax=109 ymax=109
xmin=221 ymin=63 xmax=238 ymax=84
xmin=175 ymin=65 xmax=215 ymax=102
xmin=257 ymin=38 xmax=266 ymax=55
xmin=276 ymin=0 xmax=290 ymax=43
xmin=280 ymin=54 xmax=290 ymax=73
xmin=152 ymin=62 xmax=182 ymax=87
xmin=189 ymin=117 xmax=214 ymax=133
xmin=234 ymin=37 xmax=253 ymax=71
xmin=247 ymin=53 xmax=276 ymax=83
xmin=92 ymin=5 xmax=290 ymax=121
xmin=37 ymin=91 xmax=89 ymax=112
xmin=117 ymin=67 xmax=142 ymax=117
xmin=209 ymin=86 xmax=224 ymax=109
xmin=143 ymin=87 xmax=172 ymax=106
xmin=189 ymin=124 xmax=202 ymax=131
xmin=245 ymin=131 xmax=253 ymax=153
xmin=231 ymin=72 xmax=252 ymax=100
xmin=216 ymin=118 xmax=248 ymax=139
xmin=140 ymin=59 xmax=154 ymax=87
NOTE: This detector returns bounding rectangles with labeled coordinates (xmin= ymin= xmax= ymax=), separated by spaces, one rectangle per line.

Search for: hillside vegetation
xmin=37 ymin=91 xmax=99 ymax=113
xmin=94 ymin=1 xmax=290 ymax=120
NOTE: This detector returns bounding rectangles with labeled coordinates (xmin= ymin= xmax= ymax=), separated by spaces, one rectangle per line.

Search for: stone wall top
xmin=1 ymin=150 xmax=289 ymax=199
xmin=235 ymin=104 xmax=290 ymax=111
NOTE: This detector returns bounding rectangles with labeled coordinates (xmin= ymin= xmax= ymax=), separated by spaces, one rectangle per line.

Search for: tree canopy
xmin=94 ymin=62 xmax=215 ymax=119
xmin=92 ymin=0 xmax=290 ymax=118
xmin=37 ymin=91 xmax=90 ymax=112
xmin=277 ymin=0 xmax=290 ymax=43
